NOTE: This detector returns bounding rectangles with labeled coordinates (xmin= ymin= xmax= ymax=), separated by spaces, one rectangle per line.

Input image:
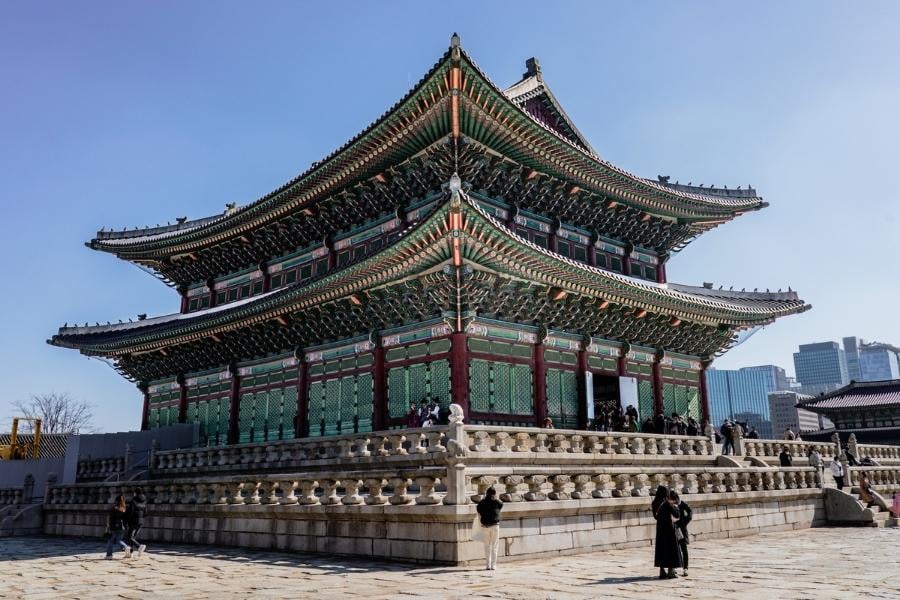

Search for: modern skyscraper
xmin=706 ymin=365 xmax=789 ymax=438
xmin=842 ymin=336 xmax=862 ymax=382
xmin=793 ymin=342 xmax=848 ymax=389
xmin=859 ymin=342 xmax=900 ymax=381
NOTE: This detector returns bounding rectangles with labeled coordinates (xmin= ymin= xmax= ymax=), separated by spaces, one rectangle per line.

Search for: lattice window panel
xmin=675 ymin=385 xmax=689 ymax=416
xmin=638 ymin=380 xmax=655 ymax=420
xmin=387 ymin=368 xmax=407 ymax=419
xmin=493 ymin=363 xmax=512 ymax=414
xmin=339 ymin=377 xmax=356 ymax=434
xmin=663 ymin=383 xmax=677 ymax=416
xmin=512 ymin=364 xmax=533 ymax=415
xmin=282 ymin=387 xmax=298 ymax=439
xmin=469 ymin=359 xmax=492 ymax=413
xmin=469 ymin=359 xmax=533 ymax=416
xmin=546 ymin=368 xmax=578 ymax=428
xmin=308 ymin=381 xmax=325 ymax=437
xmin=356 ymin=373 xmax=374 ymax=433
xmin=238 ymin=393 xmax=254 ymax=443
xmin=430 ymin=359 xmax=451 ymax=408
xmin=324 ymin=379 xmax=341 ymax=436
xmin=686 ymin=386 xmax=701 ymax=421
xmin=546 ymin=370 xmax=562 ymax=418
xmin=386 ymin=359 xmax=452 ymax=421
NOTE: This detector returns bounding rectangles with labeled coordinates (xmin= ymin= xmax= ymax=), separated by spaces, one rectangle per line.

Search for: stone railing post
xmin=733 ymin=423 xmax=744 ymax=456
xmin=705 ymin=423 xmax=719 ymax=457
xmin=443 ymin=404 xmax=469 ymax=505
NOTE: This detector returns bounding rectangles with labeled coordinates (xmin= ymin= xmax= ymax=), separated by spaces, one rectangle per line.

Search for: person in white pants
xmin=476 ymin=487 xmax=503 ymax=570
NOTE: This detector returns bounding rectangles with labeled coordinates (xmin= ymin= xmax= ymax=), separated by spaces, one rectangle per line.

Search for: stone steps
xmin=847 ymin=493 xmax=897 ymax=527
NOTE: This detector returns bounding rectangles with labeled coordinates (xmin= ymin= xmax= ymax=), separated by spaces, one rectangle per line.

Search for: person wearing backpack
xmin=125 ymin=487 xmax=148 ymax=558
xmin=476 ymin=487 xmax=503 ymax=571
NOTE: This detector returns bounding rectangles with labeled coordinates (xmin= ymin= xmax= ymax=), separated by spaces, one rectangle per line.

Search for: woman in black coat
xmin=651 ymin=485 xmax=682 ymax=579
xmin=670 ymin=489 xmax=692 ymax=577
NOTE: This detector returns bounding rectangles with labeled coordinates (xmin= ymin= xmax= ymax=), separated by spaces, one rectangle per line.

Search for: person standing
xmin=670 ymin=489 xmax=692 ymax=577
xmin=807 ymin=448 xmax=823 ymax=479
xmin=105 ymin=494 xmax=132 ymax=559
xmin=405 ymin=403 xmax=419 ymax=428
xmin=779 ymin=447 xmax=793 ymax=467
xmin=830 ymin=457 xmax=845 ymax=490
xmin=720 ymin=420 xmax=734 ymax=456
xmin=651 ymin=485 xmax=681 ymax=579
xmin=476 ymin=487 xmax=503 ymax=571
xmin=125 ymin=488 xmax=148 ymax=558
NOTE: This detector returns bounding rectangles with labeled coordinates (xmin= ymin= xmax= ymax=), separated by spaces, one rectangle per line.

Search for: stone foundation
xmin=44 ymin=489 xmax=824 ymax=565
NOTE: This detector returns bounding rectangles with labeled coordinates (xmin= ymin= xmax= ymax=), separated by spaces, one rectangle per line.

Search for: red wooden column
xmin=699 ymin=360 xmax=712 ymax=425
xmin=227 ymin=365 xmax=241 ymax=444
xmin=450 ymin=333 xmax=469 ymax=418
xmin=178 ymin=286 xmax=189 ymax=314
xmin=177 ymin=374 xmax=188 ymax=423
xmin=623 ymin=248 xmax=632 ymax=276
xmin=296 ymin=354 xmax=309 ymax=438
xmin=533 ymin=341 xmax=547 ymax=427
xmin=139 ymin=384 xmax=150 ymax=431
xmin=576 ymin=346 xmax=589 ymax=429
xmin=652 ymin=356 xmax=664 ymax=416
xmin=260 ymin=262 xmax=271 ymax=294
xmin=656 ymin=257 xmax=668 ymax=284
xmin=372 ymin=342 xmax=387 ymax=430
xmin=207 ymin=279 xmax=217 ymax=308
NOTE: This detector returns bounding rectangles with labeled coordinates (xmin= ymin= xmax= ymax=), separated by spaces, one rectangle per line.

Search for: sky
xmin=1 ymin=1 xmax=898 ymax=433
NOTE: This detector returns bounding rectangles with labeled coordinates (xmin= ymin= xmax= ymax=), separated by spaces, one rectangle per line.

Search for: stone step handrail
xmin=466 ymin=466 xmax=821 ymax=502
xmin=0 ymin=488 xmax=24 ymax=506
xmin=856 ymin=444 xmax=900 ymax=462
xmin=464 ymin=425 xmax=714 ymax=457
xmin=77 ymin=456 xmax=126 ymax=481
xmin=150 ymin=427 xmax=449 ymax=476
xmin=46 ymin=467 xmax=450 ymax=507
xmin=742 ymin=439 xmax=839 ymax=460
xmin=847 ymin=466 xmax=900 ymax=488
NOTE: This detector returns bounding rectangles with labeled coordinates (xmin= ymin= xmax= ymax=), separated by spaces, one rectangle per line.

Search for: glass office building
xmin=793 ymin=342 xmax=848 ymax=388
xmin=706 ymin=365 xmax=788 ymax=438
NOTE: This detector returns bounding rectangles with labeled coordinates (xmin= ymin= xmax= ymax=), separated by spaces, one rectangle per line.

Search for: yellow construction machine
xmin=0 ymin=417 xmax=42 ymax=460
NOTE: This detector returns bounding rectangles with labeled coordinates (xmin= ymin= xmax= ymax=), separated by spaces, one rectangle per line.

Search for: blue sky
xmin=2 ymin=1 xmax=898 ymax=432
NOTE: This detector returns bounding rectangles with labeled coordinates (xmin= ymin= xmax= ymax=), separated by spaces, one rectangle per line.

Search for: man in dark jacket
xmin=125 ymin=488 xmax=148 ymax=558
xmin=476 ymin=488 xmax=503 ymax=570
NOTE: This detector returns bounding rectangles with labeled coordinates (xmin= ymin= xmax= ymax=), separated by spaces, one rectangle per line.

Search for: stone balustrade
xmin=0 ymin=487 xmax=24 ymax=506
xmin=466 ymin=465 xmax=820 ymax=503
xmin=856 ymin=444 xmax=900 ymax=463
xmin=77 ymin=456 xmax=126 ymax=481
xmin=847 ymin=466 xmax=900 ymax=489
xmin=742 ymin=439 xmax=838 ymax=461
xmin=150 ymin=427 xmax=449 ymax=476
xmin=47 ymin=467 xmax=449 ymax=508
xmin=464 ymin=426 xmax=713 ymax=458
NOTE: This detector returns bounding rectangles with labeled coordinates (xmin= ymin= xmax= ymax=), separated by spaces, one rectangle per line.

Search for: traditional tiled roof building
xmin=50 ymin=36 xmax=809 ymax=445
xmin=799 ymin=379 xmax=900 ymax=445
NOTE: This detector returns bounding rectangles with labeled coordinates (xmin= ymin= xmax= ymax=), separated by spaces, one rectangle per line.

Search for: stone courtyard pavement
xmin=1 ymin=527 xmax=898 ymax=600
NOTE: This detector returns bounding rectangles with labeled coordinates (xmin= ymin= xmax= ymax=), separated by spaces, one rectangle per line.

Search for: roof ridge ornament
xmin=525 ymin=57 xmax=542 ymax=81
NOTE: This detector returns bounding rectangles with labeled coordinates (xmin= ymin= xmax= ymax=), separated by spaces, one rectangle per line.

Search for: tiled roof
xmin=799 ymin=379 xmax=900 ymax=411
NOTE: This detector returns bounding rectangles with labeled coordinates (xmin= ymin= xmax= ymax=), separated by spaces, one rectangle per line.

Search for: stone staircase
xmin=848 ymin=490 xmax=898 ymax=528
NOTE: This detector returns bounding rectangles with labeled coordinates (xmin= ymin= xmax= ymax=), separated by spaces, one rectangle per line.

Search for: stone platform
xmin=2 ymin=527 xmax=899 ymax=599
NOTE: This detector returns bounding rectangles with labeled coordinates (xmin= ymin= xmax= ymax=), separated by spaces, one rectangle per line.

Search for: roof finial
xmin=450 ymin=32 xmax=460 ymax=49
xmin=525 ymin=57 xmax=542 ymax=79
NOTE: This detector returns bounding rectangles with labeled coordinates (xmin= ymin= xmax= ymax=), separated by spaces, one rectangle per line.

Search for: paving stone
xmin=0 ymin=528 xmax=898 ymax=599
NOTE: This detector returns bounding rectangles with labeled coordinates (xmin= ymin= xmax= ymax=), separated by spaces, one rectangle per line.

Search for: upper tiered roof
xmin=87 ymin=36 xmax=768 ymax=287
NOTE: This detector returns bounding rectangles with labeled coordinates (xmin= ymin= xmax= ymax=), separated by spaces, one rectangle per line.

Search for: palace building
xmin=50 ymin=36 xmax=809 ymax=446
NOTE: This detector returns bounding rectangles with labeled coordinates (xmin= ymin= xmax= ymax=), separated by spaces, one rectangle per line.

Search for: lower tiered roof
xmin=51 ymin=190 xmax=809 ymax=382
